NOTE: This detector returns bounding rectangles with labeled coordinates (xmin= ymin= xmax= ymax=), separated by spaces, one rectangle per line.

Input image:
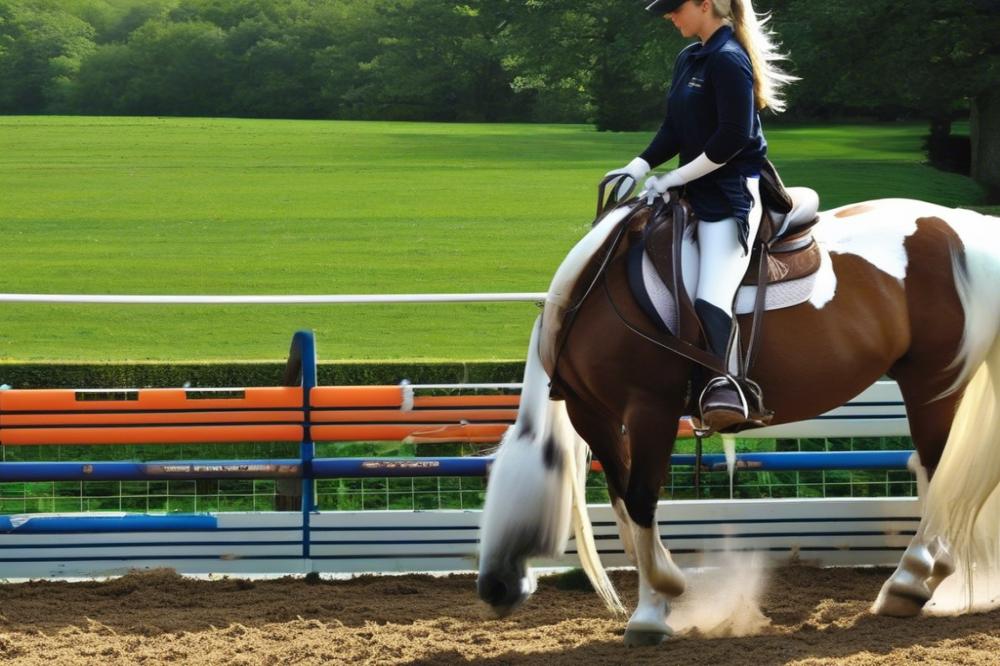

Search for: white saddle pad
xmin=640 ymin=248 xmax=825 ymax=335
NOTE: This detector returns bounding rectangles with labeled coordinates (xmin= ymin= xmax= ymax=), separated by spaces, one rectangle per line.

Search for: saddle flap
xmin=645 ymin=206 xmax=702 ymax=343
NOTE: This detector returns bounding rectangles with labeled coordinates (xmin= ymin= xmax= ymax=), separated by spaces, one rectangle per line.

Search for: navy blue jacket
xmin=640 ymin=26 xmax=766 ymax=238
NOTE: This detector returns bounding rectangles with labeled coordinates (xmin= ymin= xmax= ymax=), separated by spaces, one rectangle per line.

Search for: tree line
xmin=1 ymin=0 xmax=998 ymax=195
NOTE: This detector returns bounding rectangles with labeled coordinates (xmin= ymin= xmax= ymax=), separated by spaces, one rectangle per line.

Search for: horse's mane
xmin=539 ymin=202 xmax=652 ymax=378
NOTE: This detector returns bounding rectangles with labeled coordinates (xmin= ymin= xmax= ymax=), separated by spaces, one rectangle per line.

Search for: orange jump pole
xmin=0 ymin=387 xmax=304 ymax=446
xmin=0 ymin=383 xmax=692 ymax=446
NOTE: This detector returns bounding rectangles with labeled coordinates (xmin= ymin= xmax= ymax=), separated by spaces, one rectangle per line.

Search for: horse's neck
xmin=540 ymin=205 xmax=643 ymax=376
xmin=546 ymin=206 xmax=636 ymax=308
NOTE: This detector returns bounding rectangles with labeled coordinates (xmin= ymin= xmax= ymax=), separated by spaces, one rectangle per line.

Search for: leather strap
xmin=603 ymin=195 xmax=729 ymax=376
xmin=550 ymin=197 xmax=647 ymax=386
xmin=563 ymin=192 xmax=733 ymax=384
xmin=603 ymin=278 xmax=729 ymax=375
xmin=743 ymin=236 xmax=770 ymax=376
xmin=596 ymin=173 xmax=633 ymax=219
xmin=671 ymin=195 xmax=686 ymax=339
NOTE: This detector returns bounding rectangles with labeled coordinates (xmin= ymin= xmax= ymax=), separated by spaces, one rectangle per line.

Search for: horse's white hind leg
xmin=873 ymin=530 xmax=955 ymax=617
xmin=873 ymin=454 xmax=956 ymax=617
xmin=620 ymin=509 xmax=686 ymax=647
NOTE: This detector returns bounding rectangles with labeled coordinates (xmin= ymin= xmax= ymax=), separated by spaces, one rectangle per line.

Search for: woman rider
xmin=605 ymin=0 xmax=796 ymax=431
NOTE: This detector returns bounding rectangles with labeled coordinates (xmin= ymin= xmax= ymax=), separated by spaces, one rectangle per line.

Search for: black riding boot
xmin=694 ymin=299 xmax=749 ymax=432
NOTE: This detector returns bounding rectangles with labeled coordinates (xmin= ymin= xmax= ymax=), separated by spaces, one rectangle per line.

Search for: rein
xmin=601 ymin=277 xmax=727 ymax=375
xmin=599 ymin=197 xmax=773 ymax=380
xmin=550 ymin=188 xmax=730 ymax=388
xmin=548 ymin=197 xmax=648 ymax=386
xmin=598 ymin=197 xmax=729 ymax=376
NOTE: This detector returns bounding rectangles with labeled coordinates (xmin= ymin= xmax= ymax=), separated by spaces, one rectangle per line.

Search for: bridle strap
xmin=596 ymin=174 xmax=630 ymax=219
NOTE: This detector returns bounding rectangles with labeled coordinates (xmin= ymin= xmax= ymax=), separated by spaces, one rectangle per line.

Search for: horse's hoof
xmin=624 ymin=628 xmax=673 ymax=647
xmin=872 ymin=589 xmax=926 ymax=617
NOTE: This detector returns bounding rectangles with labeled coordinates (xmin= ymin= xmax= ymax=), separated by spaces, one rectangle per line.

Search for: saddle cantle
xmin=747 ymin=159 xmax=822 ymax=286
xmin=743 ymin=187 xmax=821 ymax=286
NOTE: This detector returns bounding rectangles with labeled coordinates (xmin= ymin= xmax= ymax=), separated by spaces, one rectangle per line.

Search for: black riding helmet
xmin=645 ymin=0 xmax=688 ymax=13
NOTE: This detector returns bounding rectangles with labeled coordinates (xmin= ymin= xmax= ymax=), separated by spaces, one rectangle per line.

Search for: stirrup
xmin=738 ymin=377 xmax=773 ymax=426
xmin=697 ymin=375 xmax=748 ymax=433
xmin=693 ymin=375 xmax=773 ymax=437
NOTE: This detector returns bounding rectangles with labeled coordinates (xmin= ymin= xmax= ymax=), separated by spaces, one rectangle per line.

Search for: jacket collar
xmin=690 ymin=25 xmax=733 ymax=60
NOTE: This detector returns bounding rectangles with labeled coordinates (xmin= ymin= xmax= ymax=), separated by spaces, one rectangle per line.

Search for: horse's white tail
xmin=555 ymin=401 xmax=626 ymax=616
xmin=479 ymin=316 xmax=623 ymax=615
xmin=921 ymin=212 xmax=1000 ymax=613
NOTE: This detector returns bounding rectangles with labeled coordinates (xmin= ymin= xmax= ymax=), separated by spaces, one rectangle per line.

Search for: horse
xmin=477 ymin=192 xmax=1000 ymax=646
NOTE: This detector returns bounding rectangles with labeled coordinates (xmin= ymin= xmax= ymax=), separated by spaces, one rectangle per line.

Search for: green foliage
xmin=2 ymin=0 xmax=995 ymax=128
xmin=0 ymin=0 xmax=540 ymax=121
xmin=774 ymin=0 xmax=999 ymax=121
xmin=0 ymin=0 xmax=98 ymax=112
xmin=500 ymin=0 xmax=681 ymax=129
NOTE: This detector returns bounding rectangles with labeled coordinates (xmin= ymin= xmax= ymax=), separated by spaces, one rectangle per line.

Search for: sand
xmin=0 ymin=565 xmax=997 ymax=665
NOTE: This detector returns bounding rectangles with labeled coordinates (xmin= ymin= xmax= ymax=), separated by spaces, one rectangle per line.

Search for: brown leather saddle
xmin=640 ymin=160 xmax=823 ymax=433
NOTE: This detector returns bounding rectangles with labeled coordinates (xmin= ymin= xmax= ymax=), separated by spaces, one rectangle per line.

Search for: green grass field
xmin=0 ymin=116 xmax=989 ymax=362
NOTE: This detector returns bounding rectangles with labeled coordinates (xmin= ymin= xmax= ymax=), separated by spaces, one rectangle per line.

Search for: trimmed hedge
xmin=0 ymin=361 xmax=526 ymax=389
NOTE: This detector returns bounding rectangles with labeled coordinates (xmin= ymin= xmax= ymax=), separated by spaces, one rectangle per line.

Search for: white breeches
xmin=693 ymin=177 xmax=763 ymax=317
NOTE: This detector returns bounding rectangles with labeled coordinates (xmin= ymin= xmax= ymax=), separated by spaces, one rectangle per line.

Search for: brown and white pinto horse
xmin=478 ymin=196 xmax=1000 ymax=646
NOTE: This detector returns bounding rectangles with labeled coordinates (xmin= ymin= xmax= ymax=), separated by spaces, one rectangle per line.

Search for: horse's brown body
xmin=554 ymin=209 xmax=966 ymax=528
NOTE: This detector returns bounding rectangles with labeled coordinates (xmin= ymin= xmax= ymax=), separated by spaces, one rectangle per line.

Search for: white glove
xmin=644 ymin=153 xmax=725 ymax=199
xmin=604 ymin=157 xmax=650 ymax=203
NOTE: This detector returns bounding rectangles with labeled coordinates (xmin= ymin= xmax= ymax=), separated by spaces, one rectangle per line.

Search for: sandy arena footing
xmin=0 ymin=565 xmax=998 ymax=665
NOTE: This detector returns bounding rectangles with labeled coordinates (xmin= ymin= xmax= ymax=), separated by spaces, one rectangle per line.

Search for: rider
xmin=605 ymin=0 xmax=796 ymax=431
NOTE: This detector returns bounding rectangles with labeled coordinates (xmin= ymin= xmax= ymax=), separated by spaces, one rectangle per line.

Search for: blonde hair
xmin=709 ymin=0 xmax=797 ymax=113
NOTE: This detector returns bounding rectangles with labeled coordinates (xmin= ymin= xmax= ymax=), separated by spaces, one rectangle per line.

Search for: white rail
xmin=0 ymin=292 xmax=548 ymax=304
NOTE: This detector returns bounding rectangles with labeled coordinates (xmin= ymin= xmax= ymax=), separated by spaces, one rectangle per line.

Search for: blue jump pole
xmin=0 ymin=451 xmax=914 ymax=483
xmin=311 ymin=450 xmax=913 ymax=477
xmin=0 ymin=460 xmax=301 ymax=482
xmin=671 ymin=450 xmax=913 ymax=471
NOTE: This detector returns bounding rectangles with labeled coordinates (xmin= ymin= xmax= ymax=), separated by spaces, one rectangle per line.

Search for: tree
xmin=80 ymin=18 xmax=229 ymax=116
xmin=0 ymin=2 xmax=97 ymax=112
xmin=777 ymin=0 xmax=1000 ymax=199
xmin=334 ymin=0 xmax=527 ymax=122
xmin=501 ymin=0 xmax=684 ymax=130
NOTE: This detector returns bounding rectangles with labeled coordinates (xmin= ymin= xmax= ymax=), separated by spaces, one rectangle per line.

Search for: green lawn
xmin=0 ymin=116 xmax=989 ymax=362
